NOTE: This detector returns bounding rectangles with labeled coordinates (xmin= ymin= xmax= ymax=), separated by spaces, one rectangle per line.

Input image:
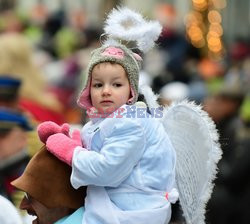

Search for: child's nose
xmin=102 ymin=85 xmax=111 ymax=96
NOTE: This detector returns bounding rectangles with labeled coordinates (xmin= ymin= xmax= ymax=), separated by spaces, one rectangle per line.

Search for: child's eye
xmin=93 ymin=83 xmax=102 ymax=88
xmin=113 ymin=83 xmax=122 ymax=87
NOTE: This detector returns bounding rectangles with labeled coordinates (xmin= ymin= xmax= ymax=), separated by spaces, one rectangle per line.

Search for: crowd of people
xmin=0 ymin=2 xmax=250 ymax=224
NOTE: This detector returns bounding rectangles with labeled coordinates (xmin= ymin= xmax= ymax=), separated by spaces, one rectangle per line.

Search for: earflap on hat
xmin=127 ymin=86 xmax=136 ymax=104
xmin=77 ymin=77 xmax=92 ymax=109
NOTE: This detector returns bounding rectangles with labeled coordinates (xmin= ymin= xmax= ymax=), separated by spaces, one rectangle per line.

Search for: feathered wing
xmin=139 ymin=86 xmax=222 ymax=223
xmin=161 ymin=101 xmax=222 ymax=224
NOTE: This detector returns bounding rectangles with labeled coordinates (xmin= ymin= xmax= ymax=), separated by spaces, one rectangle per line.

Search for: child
xmin=37 ymin=7 xmax=222 ymax=224
xmin=37 ymin=7 xmax=178 ymax=224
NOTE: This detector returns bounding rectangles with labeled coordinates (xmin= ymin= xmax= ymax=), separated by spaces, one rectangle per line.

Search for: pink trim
xmin=133 ymin=53 xmax=143 ymax=61
xmin=127 ymin=86 xmax=136 ymax=104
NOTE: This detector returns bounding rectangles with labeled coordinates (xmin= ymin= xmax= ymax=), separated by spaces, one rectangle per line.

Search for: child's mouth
xmin=101 ymin=100 xmax=113 ymax=104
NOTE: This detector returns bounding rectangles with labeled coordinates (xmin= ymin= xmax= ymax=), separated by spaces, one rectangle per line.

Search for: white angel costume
xmin=71 ymin=104 xmax=178 ymax=224
xmin=70 ymin=91 xmax=222 ymax=224
xmin=70 ymin=7 xmax=222 ymax=224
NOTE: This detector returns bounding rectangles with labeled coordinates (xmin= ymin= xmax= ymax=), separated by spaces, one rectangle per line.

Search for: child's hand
xmin=37 ymin=121 xmax=70 ymax=143
xmin=46 ymin=129 xmax=84 ymax=166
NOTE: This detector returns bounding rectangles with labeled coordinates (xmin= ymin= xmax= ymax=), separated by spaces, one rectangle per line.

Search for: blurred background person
xmin=0 ymin=108 xmax=35 ymax=223
xmin=0 ymin=108 xmax=32 ymax=201
xmin=0 ymin=76 xmax=21 ymax=110
xmin=203 ymin=80 xmax=249 ymax=224
xmin=158 ymin=81 xmax=190 ymax=106
xmin=150 ymin=3 xmax=201 ymax=94
xmin=0 ymin=75 xmax=43 ymax=157
xmin=0 ymin=33 xmax=66 ymax=124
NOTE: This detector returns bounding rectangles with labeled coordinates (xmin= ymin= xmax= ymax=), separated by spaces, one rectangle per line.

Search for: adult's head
xmin=203 ymin=81 xmax=245 ymax=122
xmin=159 ymin=81 xmax=189 ymax=106
xmin=0 ymin=108 xmax=32 ymax=163
xmin=11 ymin=146 xmax=86 ymax=224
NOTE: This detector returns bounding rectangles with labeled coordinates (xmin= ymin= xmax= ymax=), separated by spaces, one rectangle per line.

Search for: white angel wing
xmin=161 ymin=101 xmax=222 ymax=224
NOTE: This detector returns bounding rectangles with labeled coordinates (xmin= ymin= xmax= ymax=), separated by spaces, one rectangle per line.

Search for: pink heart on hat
xmin=101 ymin=47 xmax=124 ymax=59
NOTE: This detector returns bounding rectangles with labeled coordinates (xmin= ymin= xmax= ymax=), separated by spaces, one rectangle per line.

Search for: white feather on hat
xmin=104 ymin=7 xmax=162 ymax=53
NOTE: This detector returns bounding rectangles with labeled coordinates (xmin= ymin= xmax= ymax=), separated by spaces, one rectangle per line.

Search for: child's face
xmin=90 ymin=62 xmax=130 ymax=112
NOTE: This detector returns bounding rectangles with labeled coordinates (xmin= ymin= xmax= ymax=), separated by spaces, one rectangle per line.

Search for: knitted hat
xmin=77 ymin=7 xmax=162 ymax=109
xmin=11 ymin=146 xmax=86 ymax=209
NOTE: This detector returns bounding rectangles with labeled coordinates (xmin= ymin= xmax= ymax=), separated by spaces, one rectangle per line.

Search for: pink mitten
xmin=46 ymin=129 xmax=83 ymax=166
xmin=37 ymin=121 xmax=70 ymax=143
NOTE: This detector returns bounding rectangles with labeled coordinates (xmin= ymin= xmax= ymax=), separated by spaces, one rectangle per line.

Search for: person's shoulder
xmin=54 ymin=206 xmax=84 ymax=224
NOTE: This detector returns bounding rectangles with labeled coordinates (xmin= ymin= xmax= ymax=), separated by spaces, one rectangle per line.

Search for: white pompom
xmin=167 ymin=188 xmax=179 ymax=204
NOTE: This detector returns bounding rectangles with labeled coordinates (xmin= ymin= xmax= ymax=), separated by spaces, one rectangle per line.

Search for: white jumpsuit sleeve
xmin=71 ymin=119 xmax=145 ymax=189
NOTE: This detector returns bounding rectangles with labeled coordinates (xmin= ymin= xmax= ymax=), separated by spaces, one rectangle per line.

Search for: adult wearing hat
xmin=0 ymin=75 xmax=44 ymax=157
xmin=0 ymin=108 xmax=32 ymax=163
xmin=0 ymin=76 xmax=21 ymax=109
xmin=11 ymin=146 xmax=87 ymax=224
xmin=0 ymin=108 xmax=33 ymax=202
